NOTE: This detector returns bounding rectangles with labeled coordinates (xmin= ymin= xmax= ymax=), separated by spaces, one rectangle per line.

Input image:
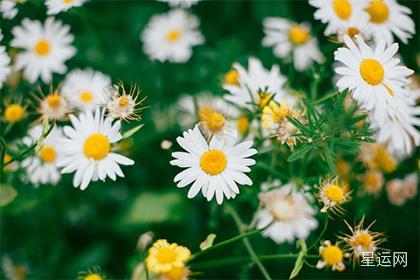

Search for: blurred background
xmin=0 ymin=0 xmax=419 ymax=279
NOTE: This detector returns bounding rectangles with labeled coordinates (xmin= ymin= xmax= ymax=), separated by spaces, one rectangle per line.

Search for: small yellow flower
xmin=4 ymin=103 xmax=25 ymax=123
xmin=317 ymin=240 xmax=348 ymax=272
xmin=161 ymin=266 xmax=190 ymax=280
xmin=317 ymin=177 xmax=350 ymax=214
xmin=77 ymin=266 xmax=105 ymax=280
xmin=146 ymin=239 xmax=191 ymax=274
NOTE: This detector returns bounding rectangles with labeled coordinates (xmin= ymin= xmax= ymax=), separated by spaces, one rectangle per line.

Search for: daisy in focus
xmin=105 ymin=83 xmax=145 ymax=121
xmin=21 ymin=125 xmax=63 ymax=186
xmin=170 ymin=125 xmax=257 ymax=204
xmin=158 ymin=0 xmax=200 ymax=8
xmin=62 ymin=68 xmax=111 ymax=111
xmin=37 ymin=88 xmax=71 ymax=121
xmin=46 ymin=0 xmax=86 ymax=15
xmin=223 ymin=57 xmax=287 ymax=109
xmin=256 ymin=182 xmax=318 ymax=244
xmin=364 ymin=0 xmax=415 ymax=45
xmin=57 ymin=108 xmax=134 ymax=190
xmin=334 ymin=35 xmax=413 ymax=123
xmin=0 ymin=45 xmax=11 ymax=88
xmin=141 ymin=9 xmax=204 ymax=63
xmin=146 ymin=239 xmax=191 ymax=274
xmin=11 ymin=17 xmax=76 ymax=83
xmin=316 ymin=240 xmax=348 ymax=271
xmin=317 ymin=177 xmax=350 ymax=214
xmin=262 ymin=18 xmax=324 ymax=71
xmin=309 ymin=0 xmax=369 ymax=37
xmin=341 ymin=217 xmax=385 ymax=264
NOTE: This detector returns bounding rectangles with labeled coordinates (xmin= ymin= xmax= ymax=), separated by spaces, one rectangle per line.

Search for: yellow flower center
xmin=321 ymin=245 xmax=343 ymax=265
xmin=374 ymin=145 xmax=396 ymax=173
xmin=200 ymin=150 xmax=227 ymax=176
xmin=83 ymin=134 xmax=110 ymax=160
xmin=270 ymin=197 xmax=297 ymax=222
xmin=46 ymin=93 xmax=61 ymax=108
xmin=198 ymin=106 xmax=214 ymax=122
xmin=40 ymin=145 xmax=57 ymax=163
xmin=236 ymin=116 xmax=249 ymax=135
xmin=258 ymin=92 xmax=273 ymax=108
xmin=4 ymin=154 xmax=12 ymax=164
xmin=80 ymin=91 xmax=94 ymax=103
xmin=166 ymin=30 xmax=182 ymax=42
xmin=84 ymin=274 xmax=102 ymax=280
xmin=333 ymin=0 xmax=352 ymax=20
xmin=34 ymin=39 xmax=50 ymax=57
xmin=323 ymin=184 xmax=344 ymax=203
xmin=63 ymin=0 xmax=74 ymax=3
xmin=224 ymin=69 xmax=239 ymax=86
xmin=206 ymin=112 xmax=225 ymax=132
xmin=352 ymin=232 xmax=373 ymax=249
xmin=360 ymin=59 xmax=384 ymax=85
xmin=4 ymin=104 xmax=24 ymax=122
xmin=165 ymin=266 xmax=188 ymax=280
xmin=118 ymin=95 xmax=130 ymax=107
xmin=364 ymin=170 xmax=379 ymax=186
xmin=366 ymin=0 xmax=389 ymax=23
xmin=156 ymin=247 xmax=177 ymax=264
xmin=347 ymin=27 xmax=360 ymax=37
xmin=288 ymin=25 xmax=309 ymax=45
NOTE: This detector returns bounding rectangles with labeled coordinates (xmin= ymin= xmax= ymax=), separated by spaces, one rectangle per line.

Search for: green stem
xmin=308 ymin=213 xmax=329 ymax=252
xmin=191 ymin=254 xmax=319 ymax=270
xmin=225 ymin=204 xmax=272 ymax=280
xmin=314 ymin=92 xmax=338 ymax=105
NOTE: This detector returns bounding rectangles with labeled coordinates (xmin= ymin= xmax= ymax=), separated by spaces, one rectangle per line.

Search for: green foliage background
xmin=0 ymin=0 xmax=419 ymax=279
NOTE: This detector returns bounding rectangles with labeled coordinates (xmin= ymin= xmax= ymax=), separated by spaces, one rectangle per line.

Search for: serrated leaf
xmin=200 ymin=233 xmax=216 ymax=250
xmin=0 ymin=184 xmax=18 ymax=207
xmin=123 ymin=124 xmax=144 ymax=139
xmin=289 ymin=240 xmax=307 ymax=279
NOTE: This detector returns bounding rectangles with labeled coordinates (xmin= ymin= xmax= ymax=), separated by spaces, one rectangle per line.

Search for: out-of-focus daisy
xmin=146 ymin=239 xmax=191 ymax=274
xmin=256 ymin=182 xmax=318 ymax=244
xmin=11 ymin=17 xmax=76 ymax=83
xmin=341 ymin=217 xmax=385 ymax=264
xmin=170 ymin=125 xmax=257 ymax=204
xmin=46 ymin=0 xmax=86 ymax=15
xmin=334 ymin=35 xmax=413 ymax=123
xmin=364 ymin=0 xmax=415 ymax=45
xmin=309 ymin=0 xmax=369 ymax=36
xmin=317 ymin=177 xmax=350 ymax=214
xmin=0 ymin=45 xmax=11 ymax=88
xmin=158 ymin=0 xmax=200 ymax=8
xmin=361 ymin=169 xmax=383 ymax=196
xmin=262 ymin=18 xmax=324 ymax=71
xmin=223 ymin=57 xmax=287 ymax=110
xmin=3 ymin=103 xmax=25 ymax=123
xmin=316 ymin=240 xmax=349 ymax=271
xmin=198 ymin=105 xmax=236 ymax=141
xmin=62 ymin=68 xmax=111 ymax=111
xmin=141 ymin=9 xmax=204 ymax=63
xmin=57 ymin=108 xmax=134 ymax=190
xmin=359 ymin=142 xmax=396 ymax=173
xmin=105 ymin=83 xmax=145 ymax=121
xmin=37 ymin=88 xmax=71 ymax=121
xmin=386 ymin=172 xmax=418 ymax=206
xmin=0 ymin=0 xmax=23 ymax=19
xmin=21 ymin=125 xmax=63 ymax=186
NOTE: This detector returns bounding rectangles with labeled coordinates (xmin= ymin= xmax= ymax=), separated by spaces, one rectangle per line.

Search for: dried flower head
xmin=35 ymin=85 xmax=71 ymax=121
xmin=316 ymin=240 xmax=349 ymax=272
xmin=105 ymin=82 xmax=145 ymax=121
xmin=316 ymin=177 xmax=350 ymax=215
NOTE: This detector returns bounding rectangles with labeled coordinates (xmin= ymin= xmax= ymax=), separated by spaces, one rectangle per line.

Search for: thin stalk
xmin=308 ymin=213 xmax=329 ymax=252
xmin=314 ymin=92 xmax=338 ymax=105
xmin=225 ymin=204 xmax=272 ymax=280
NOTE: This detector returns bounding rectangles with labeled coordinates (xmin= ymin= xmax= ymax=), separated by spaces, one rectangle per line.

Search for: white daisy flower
xmin=141 ymin=9 xmax=204 ymax=63
xmin=21 ymin=125 xmax=63 ymax=186
xmin=334 ymin=35 xmax=414 ymax=123
xmin=170 ymin=125 xmax=257 ymax=204
xmin=62 ymin=68 xmax=111 ymax=111
xmin=309 ymin=0 xmax=369 ymax=36
xmin=0 ymin=0 xmax=21 ymax=19
xmin=46 ymin=0 xmax=86 ymax=15
xmin=11 ymin=17 xmax=76 ymax=83
xmin=256 ymin=182 xmax=318 ymax=244
xmin=158 ymin=0 xmax=200 ymax=8
xmin=262 ymin=18 xmax=324 ymax=71
xmin=0 ymin=45 xmax=11 ymax=88
xmin=223 ymin=57 xmax=287 ymax=110
xmin=364 ymin=0 xmax=415 ymax=45
xmin=57 ymin=108 xmax=134 ymax=190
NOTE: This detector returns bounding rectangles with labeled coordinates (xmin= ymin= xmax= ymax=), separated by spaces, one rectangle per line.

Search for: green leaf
xmin=200 ymin=233 xmax=217 ymax=250
xmin=287 ymin=145 xmax=312 ymax=162
xmin=289 ymin=240 xmax=307 ymax=279
xmin=0 ymin=184 xmax=18 ymax=207
xmin=123 ymin=124 xmax=144 ymax=139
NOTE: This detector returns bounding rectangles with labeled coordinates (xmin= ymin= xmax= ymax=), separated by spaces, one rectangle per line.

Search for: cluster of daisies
xmin=1 ymin=2 xmax=145 ymax=190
